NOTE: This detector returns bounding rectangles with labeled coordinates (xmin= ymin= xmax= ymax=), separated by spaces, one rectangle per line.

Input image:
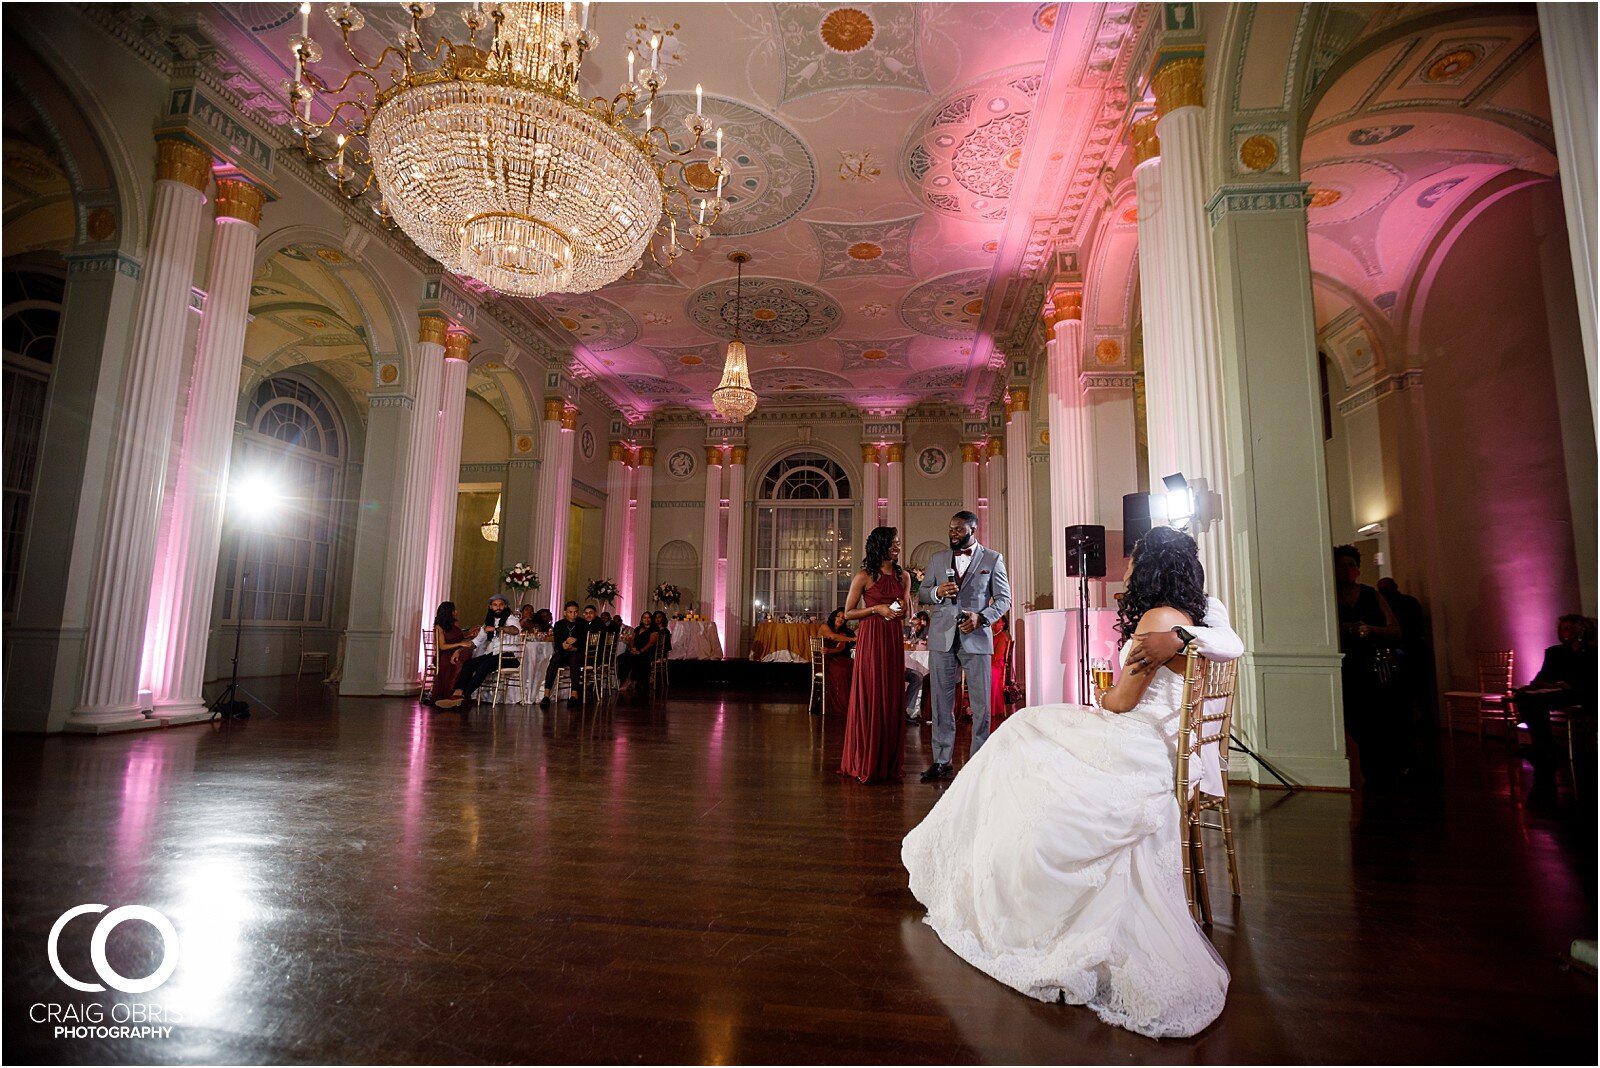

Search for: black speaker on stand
xmin=1063 ymin=525 xmax=1105 ymax=703
xmin=1122 ymin=493 xmax=1153 ymax=556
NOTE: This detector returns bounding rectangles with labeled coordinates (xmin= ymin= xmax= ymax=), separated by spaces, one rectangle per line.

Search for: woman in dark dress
xmin=840 ymin=526 xmax=908 ymax=783
xmin=819 ymin=608 xmax=856 ymax=716
xmin=618 ymin=611 xmax=658 ymax=692
xmin=430 ymin=601 xmax=476 ymax=704
xmin=1334 ymin=544 xmax=1403 ymax=783
xmin=652 ymin=611 xmax=673 ymax=660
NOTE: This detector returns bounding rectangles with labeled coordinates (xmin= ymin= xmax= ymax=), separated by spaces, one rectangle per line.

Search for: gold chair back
xmin=1176 ymin=648 xmax=1242 ymax=926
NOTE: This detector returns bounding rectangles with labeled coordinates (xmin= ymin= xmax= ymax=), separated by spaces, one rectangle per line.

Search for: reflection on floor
xmin=3 ymin=677 xmax=1593 ymax=1064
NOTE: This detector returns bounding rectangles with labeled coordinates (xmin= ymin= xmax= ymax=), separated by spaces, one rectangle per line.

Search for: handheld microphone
xmin=944 ymin=567 xmax=957 ymax=601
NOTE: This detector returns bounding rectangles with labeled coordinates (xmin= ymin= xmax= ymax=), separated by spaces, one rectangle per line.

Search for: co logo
xmin=47 ymin=905 xmax=180 ymax=994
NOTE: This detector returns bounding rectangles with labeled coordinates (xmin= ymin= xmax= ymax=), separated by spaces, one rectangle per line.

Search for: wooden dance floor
xmin=4 ymin=679 xmax=1594 ymax=1064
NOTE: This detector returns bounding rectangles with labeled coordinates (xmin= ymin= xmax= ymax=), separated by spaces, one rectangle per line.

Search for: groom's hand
xmin=957 ymin=610 xmax=981 ymax=634
xmin=1127 ymin=630 xmax=1185 ymax=672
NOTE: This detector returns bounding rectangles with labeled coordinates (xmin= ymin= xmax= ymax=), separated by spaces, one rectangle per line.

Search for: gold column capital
xmin=1152 ymin=55 xmax=1205 ymax=118
xmin=156 ymin=138 xmax=211 ymax=192
xmin=443 ymin=331 xmax=473 ymax=362
xmin=542 ymin=397 xmax=565 ymax=421
xmin=213 ymin=177 xmax=266 ymax=225
xmin=560 ymin=406 xmax=579 ymax=431
xmin=637 ymin=446 xmax=657 ymax=467
xmin=861 ymin=443 xmax=882 ymax=464
xmin=609 ymin=441 xmax=628 ymax=463
xmin=987 ymin=436 xmax=1005 ymax=458
xmin=960 ymin=442 xmax=982 ymax=464
xmin=729 ymin=445 xmax=748 ymax=466
xmin=1044 ymin=285 xmax=1083 ymax=329
xmin=1128 ymin=115 xmax=1161 ymax=165
xmin=1007 ymin=386 xmax=1031 ymax=414
xmin=419 ymin=314 xmax=450 ymax=346
xmin=885 ymin=443 xmax=906 ymax=464
xmin=705 ymin=445 xmax=725 ymax=466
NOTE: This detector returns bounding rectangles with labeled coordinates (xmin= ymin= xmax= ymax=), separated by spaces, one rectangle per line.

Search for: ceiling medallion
xmin=820 ymin=8 xmax=875 ymax=53
xmin=712 ymin=251 xmax=758 ymax=422
xmin=286 ymin=2 xmax=730 ymax=298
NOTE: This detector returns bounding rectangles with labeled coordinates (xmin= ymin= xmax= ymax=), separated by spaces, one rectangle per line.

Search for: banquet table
xmin=751 ymin=620 xmax=826 ymax=662
xmin=667 ymin=619 xmax=722 ymax=660
xmin=517 ymin=638 xmax=555 ymax=704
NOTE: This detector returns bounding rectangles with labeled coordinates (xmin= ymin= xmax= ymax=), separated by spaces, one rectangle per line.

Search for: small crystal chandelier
xmin=285 ymin=2 xmax=729 ymax=297
xmin=712 ymin=250 xmax=758 ymax=422
xmin=480 ymin=493 xmax=502 ymax=542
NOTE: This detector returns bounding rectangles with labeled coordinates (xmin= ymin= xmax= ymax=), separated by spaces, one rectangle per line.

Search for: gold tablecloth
xmin=750 ymin=621 xmax=826 ymax=661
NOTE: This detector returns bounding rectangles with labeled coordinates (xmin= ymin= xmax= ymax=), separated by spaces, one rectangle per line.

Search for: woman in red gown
xmin=430 ymin=601 xmax=476 ymax=704
xmin=989 ymin=615 xmax=1013 ymax=726
xmin=840 ymin=527 xmax=908 ymax=783
xmin=819 ymin=608 xmax=856 ymax=715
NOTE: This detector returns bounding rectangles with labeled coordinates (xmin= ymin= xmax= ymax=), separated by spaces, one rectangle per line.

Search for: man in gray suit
xmin=917 ymin=510 xmax=1011 ymax=781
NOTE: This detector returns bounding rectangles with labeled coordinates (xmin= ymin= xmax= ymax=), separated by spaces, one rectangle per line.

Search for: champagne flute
xmin=1091 ymin=657 xmax=1113 ymax=694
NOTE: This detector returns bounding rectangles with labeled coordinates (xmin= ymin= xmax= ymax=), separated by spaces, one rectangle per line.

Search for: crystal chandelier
xmin=712 ymin=250 xmax=757 ymax=421
xmin=480 ymin=493 xmax=502 ymax=542
xmin=285 ymin=2 xmax=729 ymax=297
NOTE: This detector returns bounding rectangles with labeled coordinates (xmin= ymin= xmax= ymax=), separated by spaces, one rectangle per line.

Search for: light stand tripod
xmin=209 ymin=571 xmax=251 ymax=721
xmin=1064 ymin=530 xmax=1094 ymax=705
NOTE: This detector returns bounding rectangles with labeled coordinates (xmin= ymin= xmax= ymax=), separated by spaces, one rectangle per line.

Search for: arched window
xmin=220 ymin=375 xmax=345 ymax=625
xmin=752 ymin=452 xmax=855 ymax=617
xmin=2 ymin=267 xmax=64 ymax=614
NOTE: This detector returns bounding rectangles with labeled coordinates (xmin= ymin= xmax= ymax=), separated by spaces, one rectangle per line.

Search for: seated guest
xmin=989 ymin=615 xmax=1013 ymax=726
xmin=1515 ymin=613 xmax=1597 ymax=805
xmin=618 ymin=611 xmax=659 ymax=693
xmin=430 ymin=601 xmax=478 ymax=705
xmin=530 ymin=608 xmax=554 ymax=637
xmin=820 ymin=608 xmax=855 ymax=716
xmin=652 ymin=611 xmax=674 ymax=659
xmin=517 ymin=604 xmax=538 ymax=636
xmin=540 ymin=601 xmax=586 ymax=706
xmin=904 ymin=611 xmax=932 ymax=723
xmin=439 ymin=596 xmax=520 ymax=708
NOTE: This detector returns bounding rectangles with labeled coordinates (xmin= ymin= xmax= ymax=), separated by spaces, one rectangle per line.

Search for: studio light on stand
xmin=210 ymin=467 xmax=284 ymax=722
xmin=1156 ymin=469 xmax=1294 ymax=791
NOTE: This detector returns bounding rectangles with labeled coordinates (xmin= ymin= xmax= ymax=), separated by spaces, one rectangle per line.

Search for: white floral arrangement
xmin=502 ymin=562 xmax=541 ymax=592
xmin=653 ymin=582 xmax=681 ymax=606
xmin=586 ymin=578 xmax=619 ymax=604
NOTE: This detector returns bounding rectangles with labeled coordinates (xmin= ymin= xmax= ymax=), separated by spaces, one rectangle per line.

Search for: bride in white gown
xmin=902 ymin=527 xmax=1232 ymax=1040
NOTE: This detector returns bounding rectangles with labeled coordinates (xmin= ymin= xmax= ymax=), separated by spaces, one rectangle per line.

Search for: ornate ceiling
xmin=191 ymin=2 xmax=1145 ymax=419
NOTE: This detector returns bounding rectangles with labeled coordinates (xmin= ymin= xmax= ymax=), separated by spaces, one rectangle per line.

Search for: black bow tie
xmin=954 ymin=548 xmax=973 ymax=557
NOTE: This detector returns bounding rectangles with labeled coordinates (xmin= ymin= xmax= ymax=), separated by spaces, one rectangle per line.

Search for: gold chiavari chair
xmin=808 ymin=637 xmax=827 ymax=716
xmin=1176 ymin=648 xmax=1242 ymax=926
xmin=579 ymin=631 xmax=605 ymax=704
xmin=649 ymin=641 xmax=671 ymax=699
xmin=1443 ymin=650 xmax=1515 ymax=741
xmin=486 ymin=642 xmax=523 ymax=707
xmin=419 ymin=628 xmax=437 ymax=701
xmin=297 ymin=627 xmax=331 ymax=681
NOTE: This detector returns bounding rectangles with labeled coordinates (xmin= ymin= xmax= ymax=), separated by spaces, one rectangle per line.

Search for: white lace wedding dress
xmin=901 ymin=646 xmax=1229 ymax=1039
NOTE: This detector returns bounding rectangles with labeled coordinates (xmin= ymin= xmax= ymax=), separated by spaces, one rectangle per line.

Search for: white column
xmin=1003 ymin=388 xmax=1035 ymax=607
xmin=601 ymin=441 xmax=631 ymax=616
xmin=420 ymin=331 xmax=472 ymax=635
xmin=1154 ymin=58 xmax=1235 ymax=608
xmin=1132 ymin=118 xmax=1179 ymax=486
xmin=141 ymin=175 xmax=266 ymax=722
xmin=1539 ymin=1 xmax=1598 ymax=434
xmin=631 ymin=447 xmax=656 ymax=612
xmin=884 ymin=443 xmax=906 ymax=539
xmin=527 ymin=399 xmax=565 ymax=610
xmin=699 ymin=445 xmax=724 ymax=616
xmin=382 ymin=315 xmax=445 ymax=694
xmin=722 ymin=445 xmax=747 ymax=657
xmin=960 ymin=443 xmax=980 ymax=517
xmin=859 ymin=443 xmax=881 ymax=532
xmin=545 ymin=405 xmax=578 ymax=609
xmin=70 ymin=138 xmax=210 ymax=731
xmin=985 ymin=435 xmax=1007 ymax=564
xmin=1045 ymin=290 xmax=1093 ymax=608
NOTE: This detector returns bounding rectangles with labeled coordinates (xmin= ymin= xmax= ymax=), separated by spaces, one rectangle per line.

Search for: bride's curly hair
xmin=1115 ymin=526 xmax=1208 ymax=642
xmin=860 ymin=525 xmax=904 ymax=581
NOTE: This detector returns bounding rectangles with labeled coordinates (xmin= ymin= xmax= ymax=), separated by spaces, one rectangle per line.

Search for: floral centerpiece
xmin=909 ymin=566 xmax=927 ymax=597
xmin=585 ymin=578 xmax=619 ymax=608
xmin=502 ymin=562 xmax=541 ymax=600
xmin=653 ymin=582 xmax=681 ymax=608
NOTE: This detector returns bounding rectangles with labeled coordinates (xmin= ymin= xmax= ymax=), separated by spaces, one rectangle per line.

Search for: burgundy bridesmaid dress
xmin=839 ymin=570 xmax=908 ymax=783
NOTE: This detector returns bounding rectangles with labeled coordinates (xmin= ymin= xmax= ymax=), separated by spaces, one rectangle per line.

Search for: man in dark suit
xmin=1516 ymin=614 xmax=1596 ymax=804
xmin=916 ymin=510 xmax=1011 ymax=781
xmin=541 ymin=601 xmax=586 ymax=706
